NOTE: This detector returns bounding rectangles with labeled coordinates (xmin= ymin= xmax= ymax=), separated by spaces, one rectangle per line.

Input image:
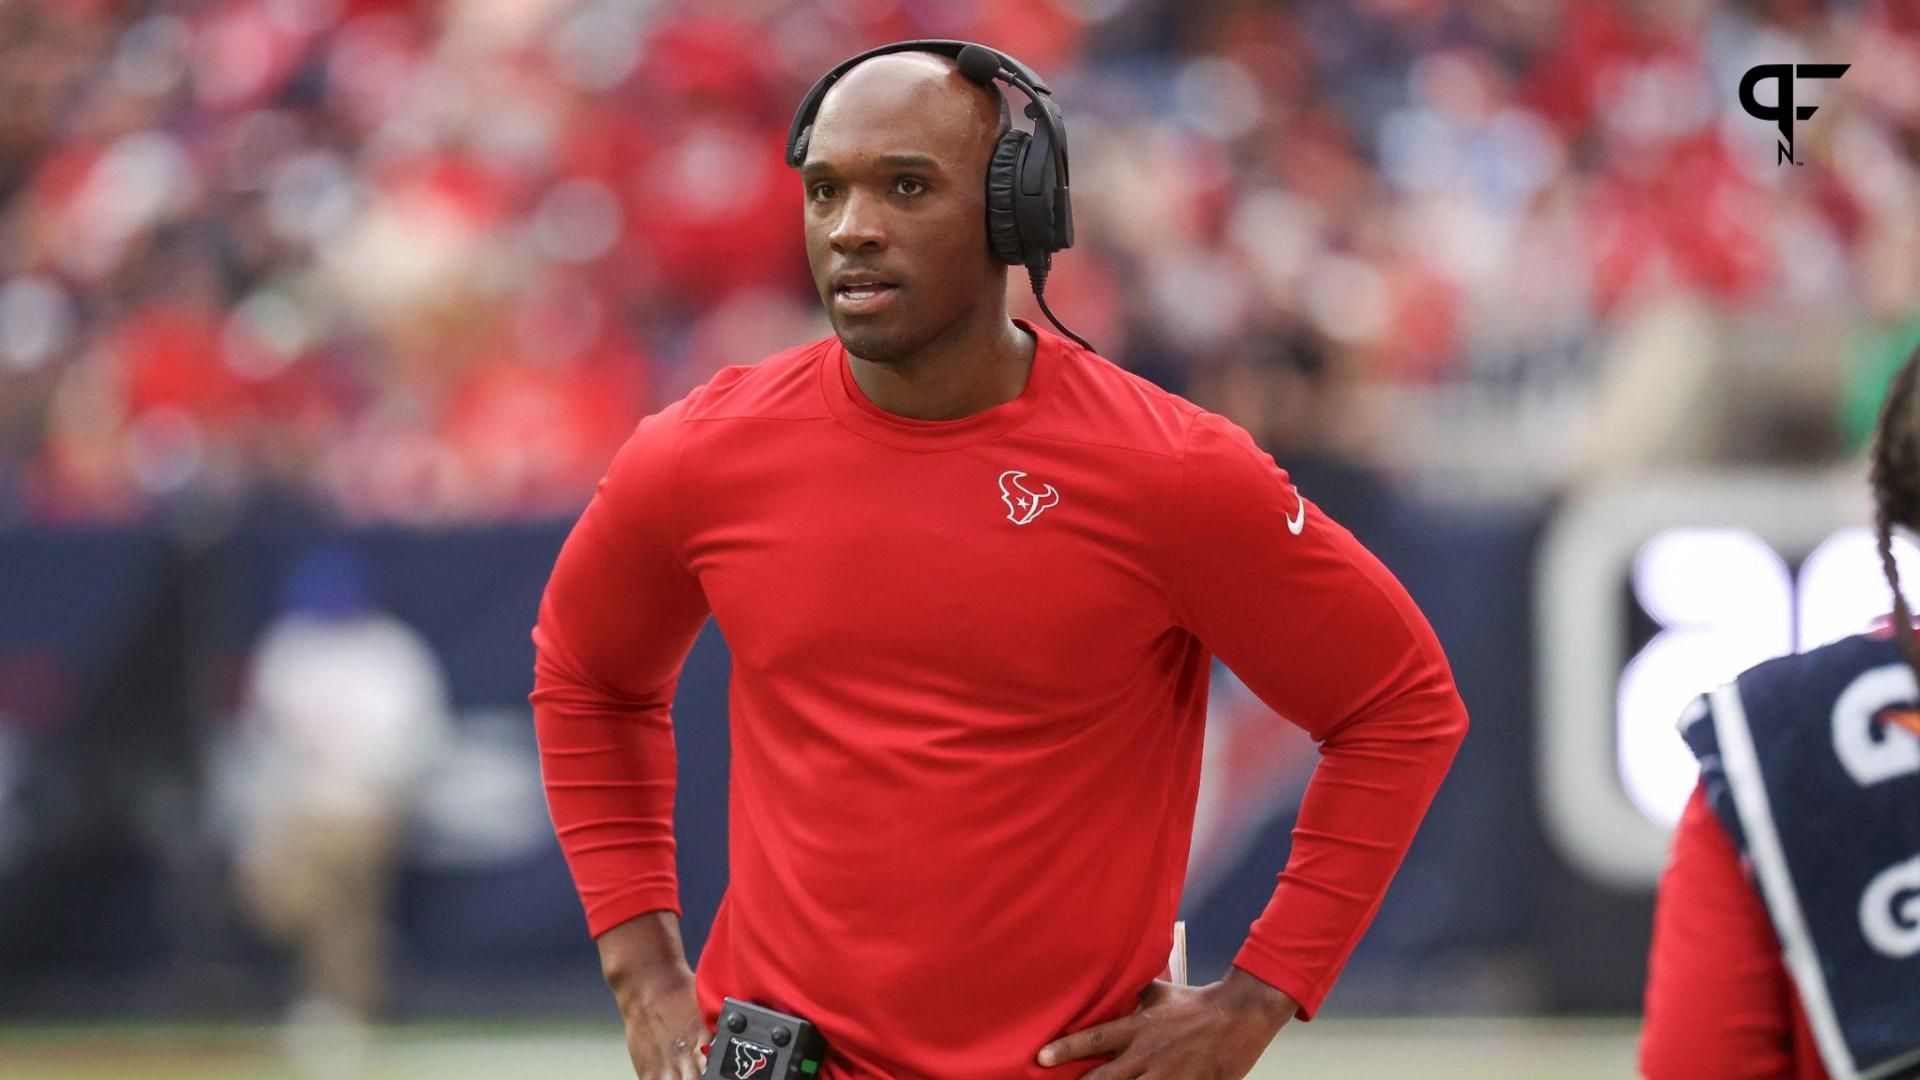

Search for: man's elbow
xmin=1316 ymin=675 xmax=1469 ymax=758
xmin=1389 ymin=673 xmax=1469 ymax=749
xmin=529 ymin=621 xmax=573 ymax=705
xmin=1437 ymin=680 xmax=1470 ymax=749
xmin=1381 ymin=678 xmax=1469 ymax=771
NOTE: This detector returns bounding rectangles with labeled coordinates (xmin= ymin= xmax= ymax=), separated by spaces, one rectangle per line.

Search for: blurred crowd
xmin=1 ymin=0 xmax=1917 ymax=524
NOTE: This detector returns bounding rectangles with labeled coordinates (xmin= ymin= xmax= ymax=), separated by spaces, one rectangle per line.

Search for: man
xmin=532 ymin=45 xmax=1468 ymax=1080
xmin=1640 ymin=346 xmax=1920 ymax=1079
xmin=234 ymin=545 xmax=452 ymax=1066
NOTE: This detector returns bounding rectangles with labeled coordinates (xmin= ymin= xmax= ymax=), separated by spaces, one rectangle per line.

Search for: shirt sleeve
xmin=1640 ymin=783 xmax=1802 ymax=1079
xmin=530 ymin=402 xmax=712 ymax=938
xmin=1163 ymin=411 xmax=1469 ymax=1020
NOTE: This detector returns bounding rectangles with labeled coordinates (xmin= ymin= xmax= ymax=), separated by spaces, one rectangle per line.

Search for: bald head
xmin=805 ymin=51 xmax=1009 ymax=177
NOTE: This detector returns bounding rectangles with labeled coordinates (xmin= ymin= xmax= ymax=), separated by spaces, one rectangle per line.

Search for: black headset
xmin=785 ymin=39 xmax=1093 ymax=352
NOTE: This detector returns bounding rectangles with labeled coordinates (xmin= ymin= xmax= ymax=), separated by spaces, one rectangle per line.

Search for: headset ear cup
xmin=985 ymin=130 xmax=1028 ymax=266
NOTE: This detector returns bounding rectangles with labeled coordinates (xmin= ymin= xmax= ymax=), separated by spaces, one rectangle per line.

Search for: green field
xmin=0 ymin=1018 xmax=1639 ymax=1079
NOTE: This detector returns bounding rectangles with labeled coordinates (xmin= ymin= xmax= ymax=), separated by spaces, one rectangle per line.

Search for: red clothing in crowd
xmin=531 ymin=321 xmax=1468 ymax=1079
xmin=1642 ymin=784 xmax=1827 ymax=1080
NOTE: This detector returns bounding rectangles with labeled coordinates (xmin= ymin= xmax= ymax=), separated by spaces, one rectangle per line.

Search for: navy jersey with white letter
xmin=1678 ymin=630 xmax=1920 ymax=1080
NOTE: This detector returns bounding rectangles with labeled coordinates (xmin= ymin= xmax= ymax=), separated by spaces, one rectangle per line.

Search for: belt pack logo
xmin=722 ymin=1038 xmax=775 ymax=1079
xmin=1739 ymin=63 xmax=1849 ymax=166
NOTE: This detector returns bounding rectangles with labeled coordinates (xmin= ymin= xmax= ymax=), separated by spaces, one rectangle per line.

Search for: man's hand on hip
xmin=615 ymin=969 xmax=708 ymax=1080
xmin=1036 ymin=966 xmax=1298 ymax=1079
xmin=597 ymin=911 xmax=711 ymax=1080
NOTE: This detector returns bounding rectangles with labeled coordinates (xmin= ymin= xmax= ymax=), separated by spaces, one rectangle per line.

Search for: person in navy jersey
xmin=532 ymin=42 xmax=1468 ymax=1080
xmin=1642 ymin=345 xmax=1920 ymax=1080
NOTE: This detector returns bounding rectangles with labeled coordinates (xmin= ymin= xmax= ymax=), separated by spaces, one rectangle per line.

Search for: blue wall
xmin=0 ymin=493 xmax=1654 ymax=1018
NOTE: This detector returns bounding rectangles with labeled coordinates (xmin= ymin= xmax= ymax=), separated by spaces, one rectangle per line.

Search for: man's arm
xmin=1640 ymin=783 xmax=1803 ymax=1078
xmin=1163 ymin=411 xmax=1469 ymax=1020
xmin=532 ymin=403 xmax=710 ymax=933
xmin=1036 ymin=424 xmax=1465 ymax=1076
xmin=530 ymin=405 xmax=713 ymax=1076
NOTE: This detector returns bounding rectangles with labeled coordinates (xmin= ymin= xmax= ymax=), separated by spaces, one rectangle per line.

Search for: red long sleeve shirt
xmin=531 ymin=320 xmax=1468 ymax=1079
xmin=1642 ymin=783 xmax=1825 ymax=1079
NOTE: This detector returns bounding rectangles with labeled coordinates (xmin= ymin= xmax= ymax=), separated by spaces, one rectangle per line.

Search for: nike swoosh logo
xmin=1285 ymin=493 xmax=1306 ymax=536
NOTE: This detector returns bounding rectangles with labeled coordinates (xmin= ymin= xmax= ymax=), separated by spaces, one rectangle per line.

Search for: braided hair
xmin=1869 ymin=343 xmax=1920 ymax=681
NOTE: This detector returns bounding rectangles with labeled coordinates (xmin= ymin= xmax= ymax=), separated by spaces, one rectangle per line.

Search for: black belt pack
xmin=702 ymin=997 xmax=831 ymax=1080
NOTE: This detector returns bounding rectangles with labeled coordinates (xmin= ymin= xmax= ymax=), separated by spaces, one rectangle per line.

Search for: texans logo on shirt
xmin=998 ymin=469 xmax=1059 ymax=525
xmin=724 ymin=1038 xmax=774 ymax=1079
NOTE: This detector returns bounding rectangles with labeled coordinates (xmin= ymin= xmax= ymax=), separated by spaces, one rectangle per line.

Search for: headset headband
xmin=785 ymin=40 xmax=1057 ymax=171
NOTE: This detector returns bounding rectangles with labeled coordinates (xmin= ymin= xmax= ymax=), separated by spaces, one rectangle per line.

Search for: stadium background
xmin=1 ymin=0 xmax=1914 ymax=1075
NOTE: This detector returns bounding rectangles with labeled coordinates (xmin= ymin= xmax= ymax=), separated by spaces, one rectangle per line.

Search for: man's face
xmin=800 ymin=55 xmax=1003 ymax=364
